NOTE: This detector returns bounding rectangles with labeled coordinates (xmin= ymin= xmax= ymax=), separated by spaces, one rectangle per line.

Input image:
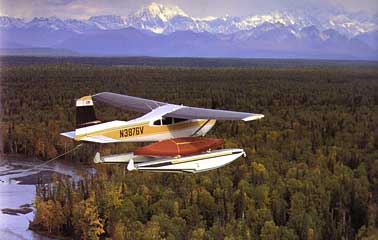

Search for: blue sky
xmin=0 ymin=0 xmax=377 ymax=19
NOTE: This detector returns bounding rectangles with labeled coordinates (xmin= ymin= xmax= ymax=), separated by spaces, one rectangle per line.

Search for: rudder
xmin=76 ymin=95 xmax=101 ymax=128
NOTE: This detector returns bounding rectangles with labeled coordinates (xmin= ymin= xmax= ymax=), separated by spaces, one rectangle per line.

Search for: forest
xmin=1 ymin=58 xmax=378 ymax=240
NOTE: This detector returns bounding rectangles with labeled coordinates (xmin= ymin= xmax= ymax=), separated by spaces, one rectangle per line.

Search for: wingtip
xmin=92 ymin=92 xmax=106 ymax=97
xmin=242 ymin=114 xmax=264 ymax=122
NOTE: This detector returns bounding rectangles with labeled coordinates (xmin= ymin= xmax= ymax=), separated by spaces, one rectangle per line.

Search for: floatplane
xmin=61 ymin=92 xmax=264 ymax=173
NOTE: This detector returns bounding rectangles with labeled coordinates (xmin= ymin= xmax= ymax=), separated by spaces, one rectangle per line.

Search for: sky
xmin=0 ymin=0 xmax=377 ymax=19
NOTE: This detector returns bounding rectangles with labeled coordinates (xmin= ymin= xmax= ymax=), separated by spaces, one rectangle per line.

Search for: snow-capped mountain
xmin=1 ymin=2 xmax=376 ymax=35
xmin=0 ymin=16 xmax=25 ymax=29
xmin=2 ymin=2 xmax=376 ymax=36
xmin=0 ymin=2 xmax=377 ymax=59
xmin=89 ymin=15 xmax=125 ymax=30
xmin=27 ymin=17 xmax=72 ymax=31
xmin=123 ymin=3 xmax=377 ymax=36
xmin=126 ymin=2 xmax=190 ymax=33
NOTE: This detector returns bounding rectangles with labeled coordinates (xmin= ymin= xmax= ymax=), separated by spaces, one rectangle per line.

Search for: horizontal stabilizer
xmin=80 ymin=136 xmax=119 ymax=143
xmin=60 ymin=131 xmax=75 ymax=139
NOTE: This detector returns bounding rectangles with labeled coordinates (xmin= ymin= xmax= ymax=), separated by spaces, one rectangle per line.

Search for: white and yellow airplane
xmin=61 ymin=92 xmax=264 ymax=173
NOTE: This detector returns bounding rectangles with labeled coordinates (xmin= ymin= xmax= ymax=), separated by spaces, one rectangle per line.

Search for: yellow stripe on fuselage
xmin=102 ymin=119 xmax=210 ymax=140
xmin=74 ymin=120 xmax=150 ymax=140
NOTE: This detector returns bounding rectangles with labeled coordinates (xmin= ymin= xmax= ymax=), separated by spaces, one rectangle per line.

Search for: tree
xmin=72 ymin=193 xmax=105 ymax=240
xmin=260 ymin=221 xmax=280 ymax=240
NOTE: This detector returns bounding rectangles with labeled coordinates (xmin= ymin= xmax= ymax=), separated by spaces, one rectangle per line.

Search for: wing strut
xmin=191 ymin=119 xmax=211 ymax=136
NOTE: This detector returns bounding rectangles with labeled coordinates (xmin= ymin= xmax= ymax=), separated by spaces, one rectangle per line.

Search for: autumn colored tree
xmin=1 ymin=58 xmax=377 ymax=239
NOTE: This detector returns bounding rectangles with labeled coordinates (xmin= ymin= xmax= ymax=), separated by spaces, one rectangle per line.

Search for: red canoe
xmin=134 ymin=137 xmax=224 ymax=156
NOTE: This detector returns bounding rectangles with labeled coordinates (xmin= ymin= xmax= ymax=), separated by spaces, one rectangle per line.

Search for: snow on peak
xmin=125 ymin=2 xmax=191 ymax=33
xmin=88 ymin=15 xmax=125 ymax=30
xmin=193 ymin=16 xmax=217 ymax=21
xmin=136 ymin=2 xmax=188 ymax=22
xmin=0 ymin=16 xmax=25 ymax=28
xmin=89 ymin=15 xmax=124 ymax=24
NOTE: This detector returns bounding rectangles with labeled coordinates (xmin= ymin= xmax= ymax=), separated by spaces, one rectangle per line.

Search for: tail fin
xmin=76 ymin=95 xmax=101 ymax=128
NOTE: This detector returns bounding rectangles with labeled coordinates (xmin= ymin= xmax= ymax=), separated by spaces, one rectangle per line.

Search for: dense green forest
xmin=1 ymin=59 xmax=378 ymax=239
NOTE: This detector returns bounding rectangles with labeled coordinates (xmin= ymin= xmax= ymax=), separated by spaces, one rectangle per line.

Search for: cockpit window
xmin=153 ymin=119 xmax=162 ymax=125
xmin=162 ymin=117 xmax=173 ymax=125
xmin=153 ymin=117 xmax=188 ymax=126
xmin=173 ymin=118 xmax=187 ymax=123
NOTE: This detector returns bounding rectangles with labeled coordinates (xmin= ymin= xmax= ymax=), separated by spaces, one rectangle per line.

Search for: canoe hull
xmin=134 ymin=137 xmax=224 ymax=156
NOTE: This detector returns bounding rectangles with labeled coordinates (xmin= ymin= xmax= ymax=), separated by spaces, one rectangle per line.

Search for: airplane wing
xmin=93 ymin=92 xmax=165 ymax=113
xmin=93 ymin=92 xmax=263 ymax=121
xmin=166 ymin=106 xmax=263 ymax=121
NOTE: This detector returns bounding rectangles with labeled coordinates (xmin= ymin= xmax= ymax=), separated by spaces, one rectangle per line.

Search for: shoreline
xmin=28 ymin=225 xmax=73 ymax=240
xmin=0 ymin=153 xmax=89 ymax=167
xmin=0 ymin=153 xmax=91 ymax=239
xmin=12 ymin=170 xmax=71 ymax=185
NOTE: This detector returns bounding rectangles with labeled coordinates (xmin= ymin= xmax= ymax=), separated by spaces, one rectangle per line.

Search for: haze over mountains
xmin=1 ymin=2 xmax=377 ymax=59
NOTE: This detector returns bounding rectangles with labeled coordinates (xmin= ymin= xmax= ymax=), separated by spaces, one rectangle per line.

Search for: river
xmin=0 ymin=154 xmax=90 ymax=240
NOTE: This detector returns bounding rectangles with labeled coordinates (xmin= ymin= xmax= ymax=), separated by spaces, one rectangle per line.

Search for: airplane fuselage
xmin=72 ymin=118 xmax=217 ymax=143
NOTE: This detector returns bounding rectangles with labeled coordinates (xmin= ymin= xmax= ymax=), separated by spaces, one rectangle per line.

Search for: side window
xmin=173 ymin=118 xmax=187 ymax=123
xmin=153 ymin=117 xmax=187 ymax=125
xmin=153 ymin=119 xmax=161 ymax=125
xmin=162 ymin=117 xmax=173 ymax=125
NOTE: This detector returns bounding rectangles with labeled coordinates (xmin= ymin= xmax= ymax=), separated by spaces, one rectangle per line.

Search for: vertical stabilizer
xmin=76 ymin=95 xmax=101 ymax=128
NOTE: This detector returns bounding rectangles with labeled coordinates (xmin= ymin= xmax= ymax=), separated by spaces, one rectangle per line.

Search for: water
xmin=0 ymin=154 xmax=88 ymax=240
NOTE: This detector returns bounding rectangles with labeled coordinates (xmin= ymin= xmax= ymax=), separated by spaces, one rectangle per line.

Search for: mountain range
xmin=1 ymin=2 xmax=377 ymax=59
